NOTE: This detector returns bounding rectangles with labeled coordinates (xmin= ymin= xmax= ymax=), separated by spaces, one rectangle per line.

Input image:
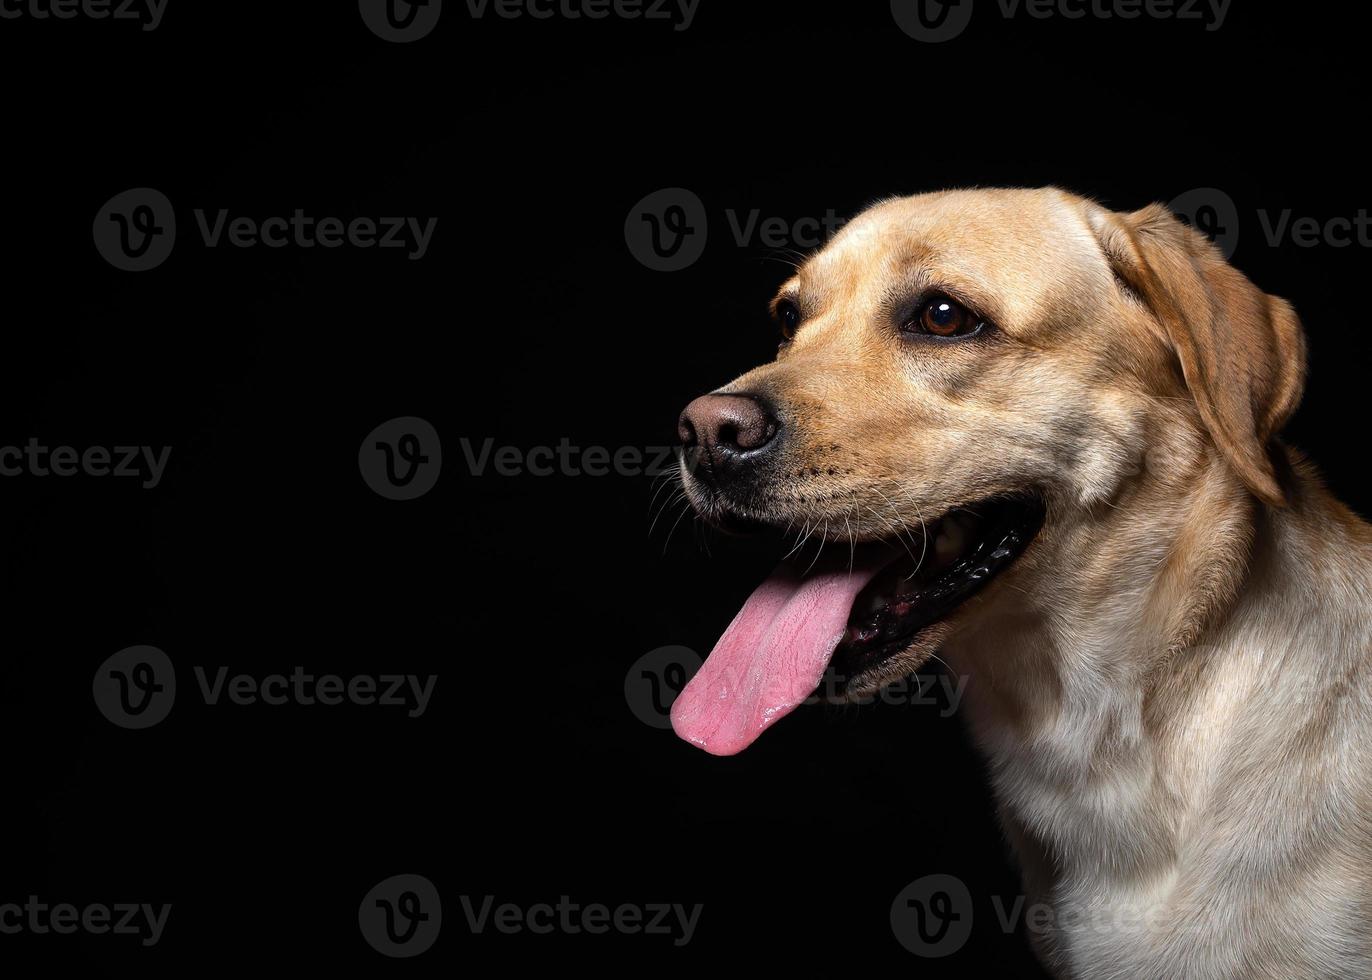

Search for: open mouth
xmin=670 ymin=495 xmax=1045 ymax=755
xmin=827 ymin=496 xmax=1044 ymax=690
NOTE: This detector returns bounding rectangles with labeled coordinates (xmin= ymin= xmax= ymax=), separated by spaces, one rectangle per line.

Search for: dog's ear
xmin=1088 ymin=202 xmax=1307 ymax=507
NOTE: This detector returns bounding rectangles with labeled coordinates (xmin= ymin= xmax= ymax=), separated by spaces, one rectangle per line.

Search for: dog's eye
xmin=776 ymin=300 xmax=801 ymax=341
xmin=905 ymin=296 xmax=985 ymax=338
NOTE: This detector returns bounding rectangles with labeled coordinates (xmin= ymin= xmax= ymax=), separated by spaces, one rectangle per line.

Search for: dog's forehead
xmin=795 ymin=189 xmax=1105 ymax=329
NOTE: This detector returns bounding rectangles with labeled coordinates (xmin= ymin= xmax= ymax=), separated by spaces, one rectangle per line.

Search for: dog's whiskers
xmin=661 ymin=498 xmax=692 ymax=555
xmin=868 ymin=484 xmax=929 ymax=578
xmin=801 ymin=520 xmax=832 ymax=577
xmin=648 ymin=485 xmax=688 ymax=539
xmin=647 ymin=469 xmax=681 ymax=516
xmin=785 ymin=519 xmax=814 ymax=562
xmin=844 ymin=513 xmax=856 ymax=573
xmin=693 ymin=513 xmax=716 ymax=558
xmin=910 ymin=506 xmax=930 ymax=580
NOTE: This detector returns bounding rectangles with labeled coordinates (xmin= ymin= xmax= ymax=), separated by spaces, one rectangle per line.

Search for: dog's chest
xmin=980 ymin=719 xmax=1223 ymax=976
xmin=967 ymin=663 xmax=1372 ymax=979
xmin=986 ymin=704 xmax=1165 ymax=865
xmin=965 ymin=681 xmax=1203 ymax=957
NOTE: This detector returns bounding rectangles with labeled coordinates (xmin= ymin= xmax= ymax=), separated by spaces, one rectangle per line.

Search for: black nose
xmin=677 ymin=393 xmax=779 ymax=482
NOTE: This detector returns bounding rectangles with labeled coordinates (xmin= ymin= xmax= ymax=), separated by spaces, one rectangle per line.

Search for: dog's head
xmin=670 ymin=187 xmax=1307 ymax=755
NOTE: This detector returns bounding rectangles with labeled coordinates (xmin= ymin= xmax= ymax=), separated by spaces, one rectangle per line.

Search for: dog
xmin=669 ymin=187 xmax=1372 ymax=979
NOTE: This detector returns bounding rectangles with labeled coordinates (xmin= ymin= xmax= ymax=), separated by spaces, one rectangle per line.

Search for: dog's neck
xmin=936 ymin=442 xmax=1372 ymax=980
xmin=939 ymin=439 xmax=1272 ymax=883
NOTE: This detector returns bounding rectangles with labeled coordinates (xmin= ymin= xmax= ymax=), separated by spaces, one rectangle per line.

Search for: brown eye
xmin=907 ymin=296 xmax=984 ymax=338
xmin=776 ymin=300 xmax=801 ymax=341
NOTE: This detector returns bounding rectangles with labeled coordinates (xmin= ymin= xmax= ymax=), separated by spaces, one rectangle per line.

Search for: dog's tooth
xmin=936 ymin=522 xmax=966 ymax=561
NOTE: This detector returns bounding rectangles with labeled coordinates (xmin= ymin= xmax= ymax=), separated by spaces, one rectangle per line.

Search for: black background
xmin=3 ymin=0 xmax=1371 ymax=972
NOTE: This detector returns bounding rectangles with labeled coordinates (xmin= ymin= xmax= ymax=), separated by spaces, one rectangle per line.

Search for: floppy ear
xmin=1088 ymin=202 xmax=1307 ymax=507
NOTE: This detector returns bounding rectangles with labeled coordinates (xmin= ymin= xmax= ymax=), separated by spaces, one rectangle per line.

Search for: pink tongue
xmin=670 ymin=555 xmax=891 ymax=755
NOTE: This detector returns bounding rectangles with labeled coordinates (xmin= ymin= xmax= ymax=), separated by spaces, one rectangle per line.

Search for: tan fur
xmin=692 ymin=187 xmax=1372 ymax=978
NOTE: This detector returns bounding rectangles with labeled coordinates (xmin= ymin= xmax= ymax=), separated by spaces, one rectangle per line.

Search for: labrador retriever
xmin=669 ymin=187 xmax=1372 ymax=979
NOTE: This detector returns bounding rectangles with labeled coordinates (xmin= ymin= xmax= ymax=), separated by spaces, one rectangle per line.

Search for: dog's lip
xmin=704 ymin=508 xmax=773 ymax=536
xmin=821 ymin=495 xmax=1046 ymax=696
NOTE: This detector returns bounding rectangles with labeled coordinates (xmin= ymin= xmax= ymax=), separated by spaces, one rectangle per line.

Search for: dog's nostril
xmin=734 ymin=417 xmax=778 ymax=451
xmin=677 ymin=413 xmax=698 ymax=449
